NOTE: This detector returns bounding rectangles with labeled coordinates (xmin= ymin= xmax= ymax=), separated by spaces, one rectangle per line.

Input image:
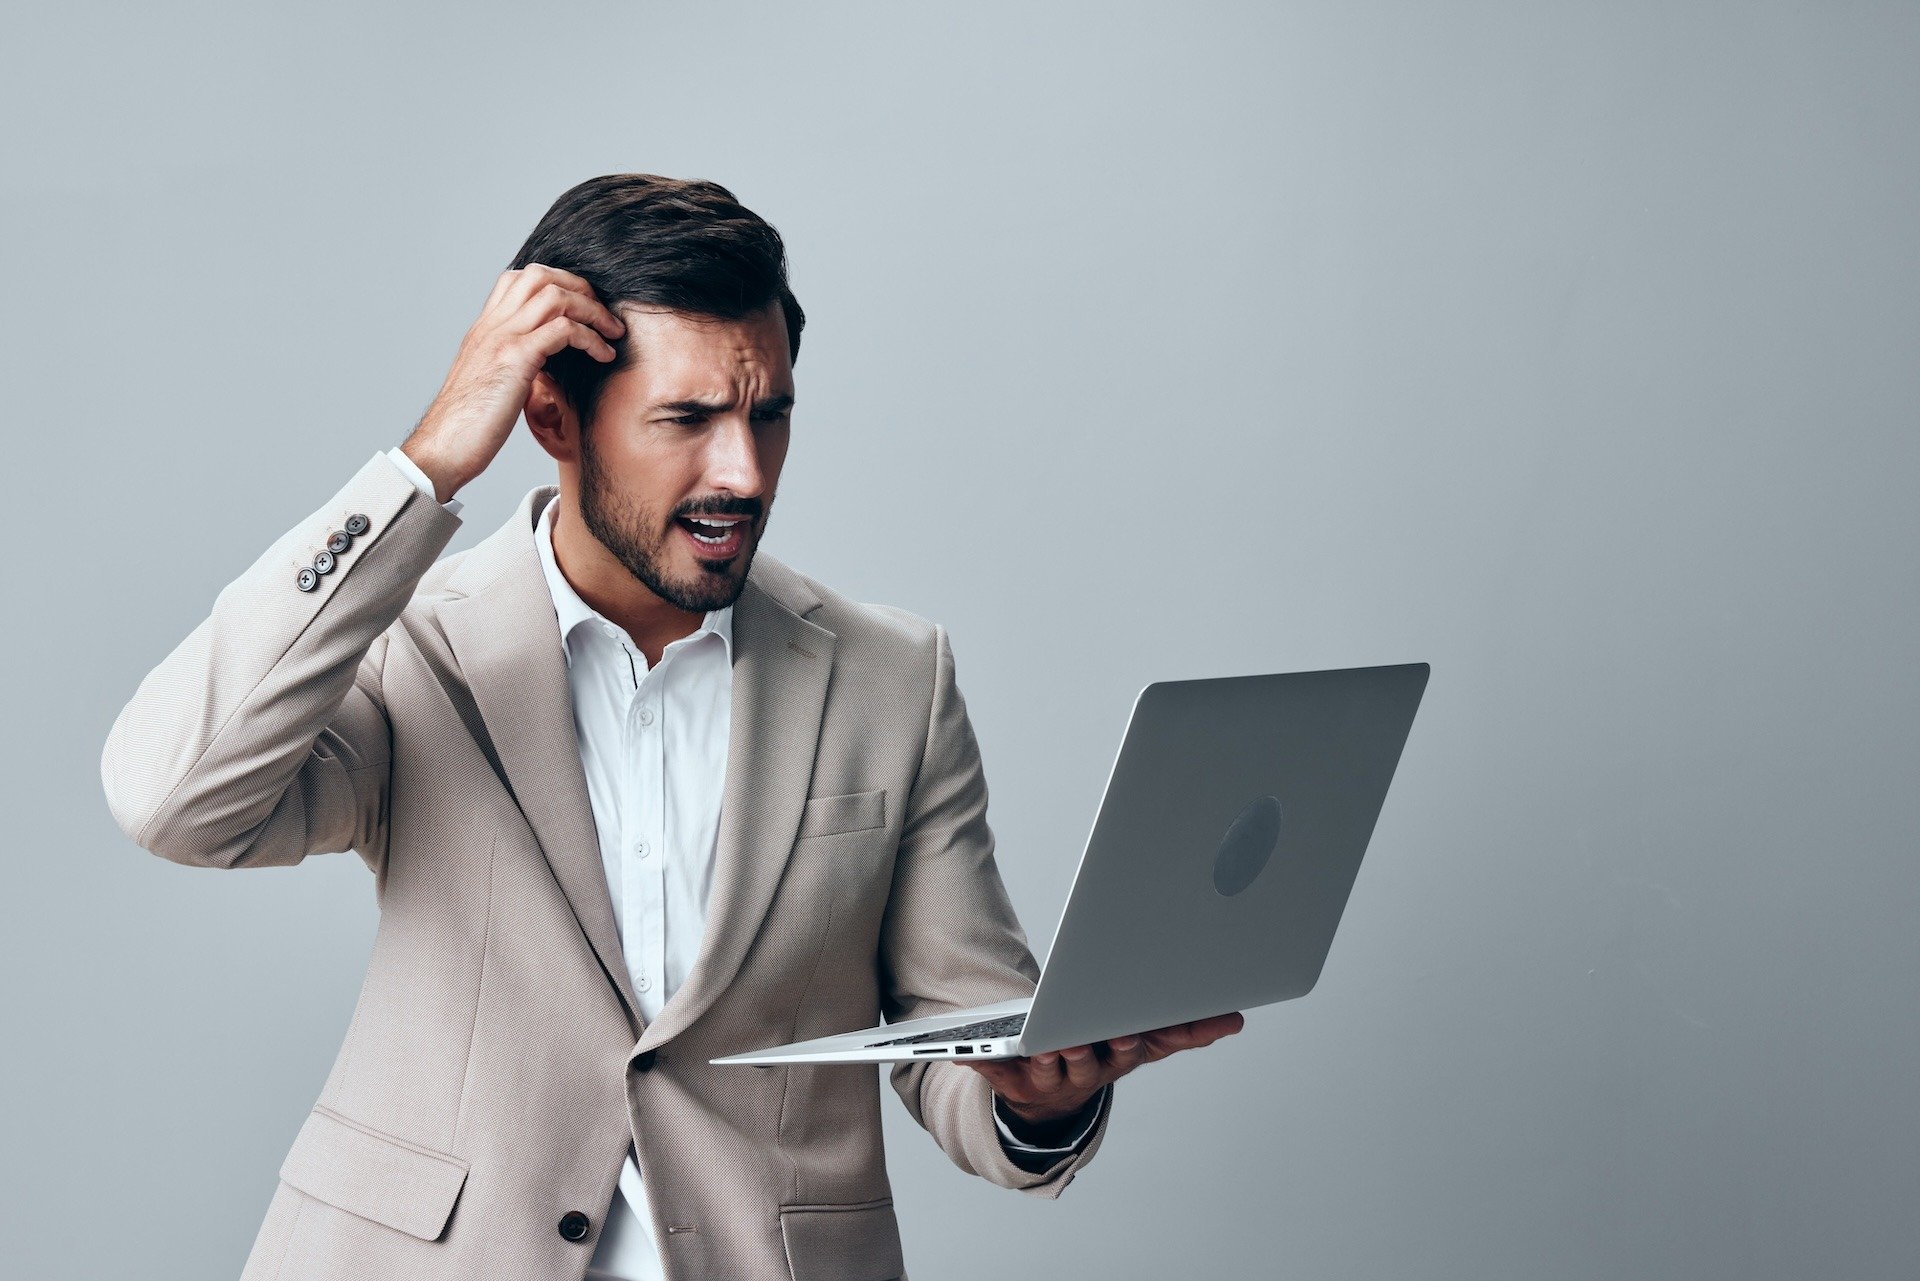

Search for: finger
xmin=1198 ymin=1011 xmax=1246 ymax=1039
xmin=522 ymin=314 xmax=618 ymax=365
xmin=542 ymin=279 xmax=626 ymax=339
xmin=495 ymin=261 xmax=606 ymax=328
xmin=494 ymin=263 xmax=556 ymax=315
xmin=1141 ymin=1012 xmax=1244 ymax=1059
xmin=959 ymin=1060 xmax=1013 ymax=1089
xmin=503 ymin=280 xmax=626 ymax=342
xmin=483 ymin=268 xmax=518 ymax=312
xmin=1174 ymin=1012 xmax=1244 ymax=1045
xmin=503 ymin=261 xmax=594 ymax=306
xmin=1101 ymin=1034 xmax=1152 ymax=1077
xmin=1057 ymin=1043 xmax=1103 ymax=1091
xmin=966 ymin=1057 xmax=1029 ymax=1091
xmin=1141 ymin=1023 xmax=1205 ymax=1059
xmin=1021 ymin=1050 xmax=1065 ymax=1095
xmin=570 ymin=319 xmax=620 ymax=362
xmin=519 ymin=261 xmax=596 ymax=296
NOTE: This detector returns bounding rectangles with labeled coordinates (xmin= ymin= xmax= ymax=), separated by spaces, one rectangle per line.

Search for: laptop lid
xmin=1017 ymin=662 xmax=1430 ymax=1056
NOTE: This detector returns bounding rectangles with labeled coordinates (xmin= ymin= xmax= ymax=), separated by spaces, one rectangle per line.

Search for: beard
xmin=576 ymin=426 xmax=765 ymax=615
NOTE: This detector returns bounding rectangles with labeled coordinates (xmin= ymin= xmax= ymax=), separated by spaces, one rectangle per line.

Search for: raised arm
xmin=99 ymin=453 xmax=461 ymax=870
xmin=100 ymin=261 xmax=627 ymax=873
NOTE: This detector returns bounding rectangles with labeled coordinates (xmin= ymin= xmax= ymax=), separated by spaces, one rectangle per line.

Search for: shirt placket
xmin=625 ymin=641 xmax=669 ymax=1024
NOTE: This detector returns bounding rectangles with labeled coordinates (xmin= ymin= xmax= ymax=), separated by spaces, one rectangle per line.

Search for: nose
xmin=701 ymin=415 xmax=766 ymax=503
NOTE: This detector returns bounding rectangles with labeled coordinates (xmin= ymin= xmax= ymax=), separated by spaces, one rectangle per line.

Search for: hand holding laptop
xmin=965 ymin=1010 xmax=1246 ymax=1128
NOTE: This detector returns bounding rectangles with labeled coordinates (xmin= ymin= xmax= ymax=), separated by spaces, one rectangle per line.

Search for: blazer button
xmin=633 ymin=1049 xmax=658 ymax=1072
xmin=343 ymin=513 xmax=371 ymax=536
xmin=557 ymin=1210 xmax=592 ymax=1241
xmin=295 ymin=566 xmax=320 ymax=593
xmin=326 ymin=529 xmax=352 ymax=554
xmin=312 ymin=549 xmax=336 ymax=575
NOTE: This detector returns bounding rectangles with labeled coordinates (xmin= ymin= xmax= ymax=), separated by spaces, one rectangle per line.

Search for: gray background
xmin=4 ymin=2 xmax=1915 ymax=1278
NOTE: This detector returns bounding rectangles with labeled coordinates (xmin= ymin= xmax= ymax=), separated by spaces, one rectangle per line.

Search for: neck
xmin=548 ymin=491 xmax=704 ymax=669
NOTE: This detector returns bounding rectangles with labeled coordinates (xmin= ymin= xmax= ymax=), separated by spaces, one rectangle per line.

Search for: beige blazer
xmin=100 ymin=451 xmax=1110 ymax=1281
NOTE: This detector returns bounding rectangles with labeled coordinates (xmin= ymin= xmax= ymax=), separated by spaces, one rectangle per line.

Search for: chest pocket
xmin=794 ymin=787 xmax=887 ymax=841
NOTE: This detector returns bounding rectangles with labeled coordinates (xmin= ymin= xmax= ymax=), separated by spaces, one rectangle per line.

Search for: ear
xmin=525 ymin=370 xmax=581 ymax=465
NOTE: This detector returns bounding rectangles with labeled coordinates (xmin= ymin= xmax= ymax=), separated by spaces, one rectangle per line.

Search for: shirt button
xmin=636 ymin=975 xmax=652 ymax=992
xmin=637 ymin=707 xmax=655 ymax=726
xmin=633 ymin=840 xmax=649 ymax=858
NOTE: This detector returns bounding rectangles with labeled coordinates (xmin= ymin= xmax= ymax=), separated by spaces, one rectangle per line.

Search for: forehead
xmin=611 ymin=303 xmax=793 ymax=401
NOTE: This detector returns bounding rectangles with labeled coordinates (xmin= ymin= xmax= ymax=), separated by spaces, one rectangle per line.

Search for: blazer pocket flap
xmin=779 ymin=1200 xmax=904 ymax=1281
xmin=279 ymin=1105 xmax=470 ymax=1242
xmin=794 ymin=788 xmax=887 ymax=840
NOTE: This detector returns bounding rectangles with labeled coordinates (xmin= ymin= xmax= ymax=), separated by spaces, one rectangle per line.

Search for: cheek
xmin=618 ymin=435 xmax=703 ymax=507
xmin=761 ymin=426 xmax=793 ymax=481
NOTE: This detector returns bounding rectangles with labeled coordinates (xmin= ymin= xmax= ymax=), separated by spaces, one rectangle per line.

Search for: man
xmin=100 ymin=173 xmax=1241 ymax=1280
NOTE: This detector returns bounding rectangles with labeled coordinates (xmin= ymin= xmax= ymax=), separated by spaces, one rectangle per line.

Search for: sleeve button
xmin=296 ymin=566 xmax=320 ymax=593
xmin=312 ymin=549 xmax=336 ymax=575
xmin=326 ymin=530 xmax=352 ymax=554
xmin=343 ymin=513 xmax=371 ymax=536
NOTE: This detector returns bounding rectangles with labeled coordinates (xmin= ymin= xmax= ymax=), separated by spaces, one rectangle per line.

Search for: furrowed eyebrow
xmin=656 ymin=392 xmax=796 ymax=415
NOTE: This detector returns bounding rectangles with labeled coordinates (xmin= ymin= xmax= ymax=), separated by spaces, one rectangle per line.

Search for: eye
xmin=752 ymin=409 xmax=791 ymax=424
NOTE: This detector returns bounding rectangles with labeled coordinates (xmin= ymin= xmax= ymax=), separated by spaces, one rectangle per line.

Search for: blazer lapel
xmin=430 ymin=484 xmax=838 ymax=1054
xmin=637 ymin=563 xmax=836 ymax=1053
xmin=434 ymin=488 xmax=641 ymax=1035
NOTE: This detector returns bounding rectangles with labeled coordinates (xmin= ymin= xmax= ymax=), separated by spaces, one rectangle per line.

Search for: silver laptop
xmin=711 ymin=662 xmax=1430 ymax=1066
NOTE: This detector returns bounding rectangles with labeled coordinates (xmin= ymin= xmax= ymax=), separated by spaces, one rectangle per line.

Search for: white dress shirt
xmin=382 ymin=447 xmax=1097 ymax=1279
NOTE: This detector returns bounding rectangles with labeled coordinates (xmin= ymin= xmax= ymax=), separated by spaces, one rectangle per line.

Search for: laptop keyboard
xmin=869 ymin=1013 xmax=1027 ymax=1047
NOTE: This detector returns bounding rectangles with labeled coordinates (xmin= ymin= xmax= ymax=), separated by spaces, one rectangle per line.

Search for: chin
xmin=676 ymin=548 xmax=752 ymax=607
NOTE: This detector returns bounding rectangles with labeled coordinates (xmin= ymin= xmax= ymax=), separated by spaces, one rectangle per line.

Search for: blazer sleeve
xmin=99 ymin=450 xmax=463 ymax=873
xmin=880 ymin=622 xmax=1113 ymax=1198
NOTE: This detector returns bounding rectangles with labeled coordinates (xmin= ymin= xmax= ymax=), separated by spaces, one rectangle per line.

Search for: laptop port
xmin=955 ymin=1046 xmax=974 ymax=1054
xmin=913 ymin=1048 xmax=941 ymax=1055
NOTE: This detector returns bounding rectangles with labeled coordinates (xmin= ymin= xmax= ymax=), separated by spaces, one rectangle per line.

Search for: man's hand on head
xmin=962 ymin=1011 xmax=1245 ymax=1129
xmin=400 ymin=262 xmax=627 ymax=504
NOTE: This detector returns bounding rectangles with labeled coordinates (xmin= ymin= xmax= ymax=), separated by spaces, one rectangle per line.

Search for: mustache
xmin=674 ymin=500 xmax=762 ymax=520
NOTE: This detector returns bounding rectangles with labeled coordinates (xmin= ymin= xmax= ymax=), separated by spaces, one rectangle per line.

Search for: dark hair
xmin=507 ymin=173 xmax=805 ymax=431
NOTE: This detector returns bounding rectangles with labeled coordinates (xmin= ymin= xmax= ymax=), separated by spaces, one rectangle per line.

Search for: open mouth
xmin=675 ymin=515 xmax=749 ymax=559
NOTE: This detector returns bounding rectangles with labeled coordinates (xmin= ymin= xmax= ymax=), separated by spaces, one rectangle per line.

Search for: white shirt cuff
xmin=993 ymin=1085 xmax=1105 ymax=1155
xmin=385 ymin=445 xmax=463 ymax=517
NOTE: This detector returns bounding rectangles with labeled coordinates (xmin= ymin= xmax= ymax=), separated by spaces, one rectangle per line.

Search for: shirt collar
xmin=534 ymin=496 xmax=734 ymax=667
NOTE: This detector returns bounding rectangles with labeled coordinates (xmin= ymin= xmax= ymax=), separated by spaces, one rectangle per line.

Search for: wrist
xmin=397 ymin=438 xmax=464 ymax=505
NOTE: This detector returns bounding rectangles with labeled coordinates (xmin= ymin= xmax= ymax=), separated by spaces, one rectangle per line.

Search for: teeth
xmin=682 ymin=515 xmax=745 ymax=547
xmin=686 ymin=518 xmax=739 ymax=545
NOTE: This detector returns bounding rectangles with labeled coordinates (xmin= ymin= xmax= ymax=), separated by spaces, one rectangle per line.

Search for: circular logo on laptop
xmin=1213 ymin=794 xmax=1283 ymax=896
